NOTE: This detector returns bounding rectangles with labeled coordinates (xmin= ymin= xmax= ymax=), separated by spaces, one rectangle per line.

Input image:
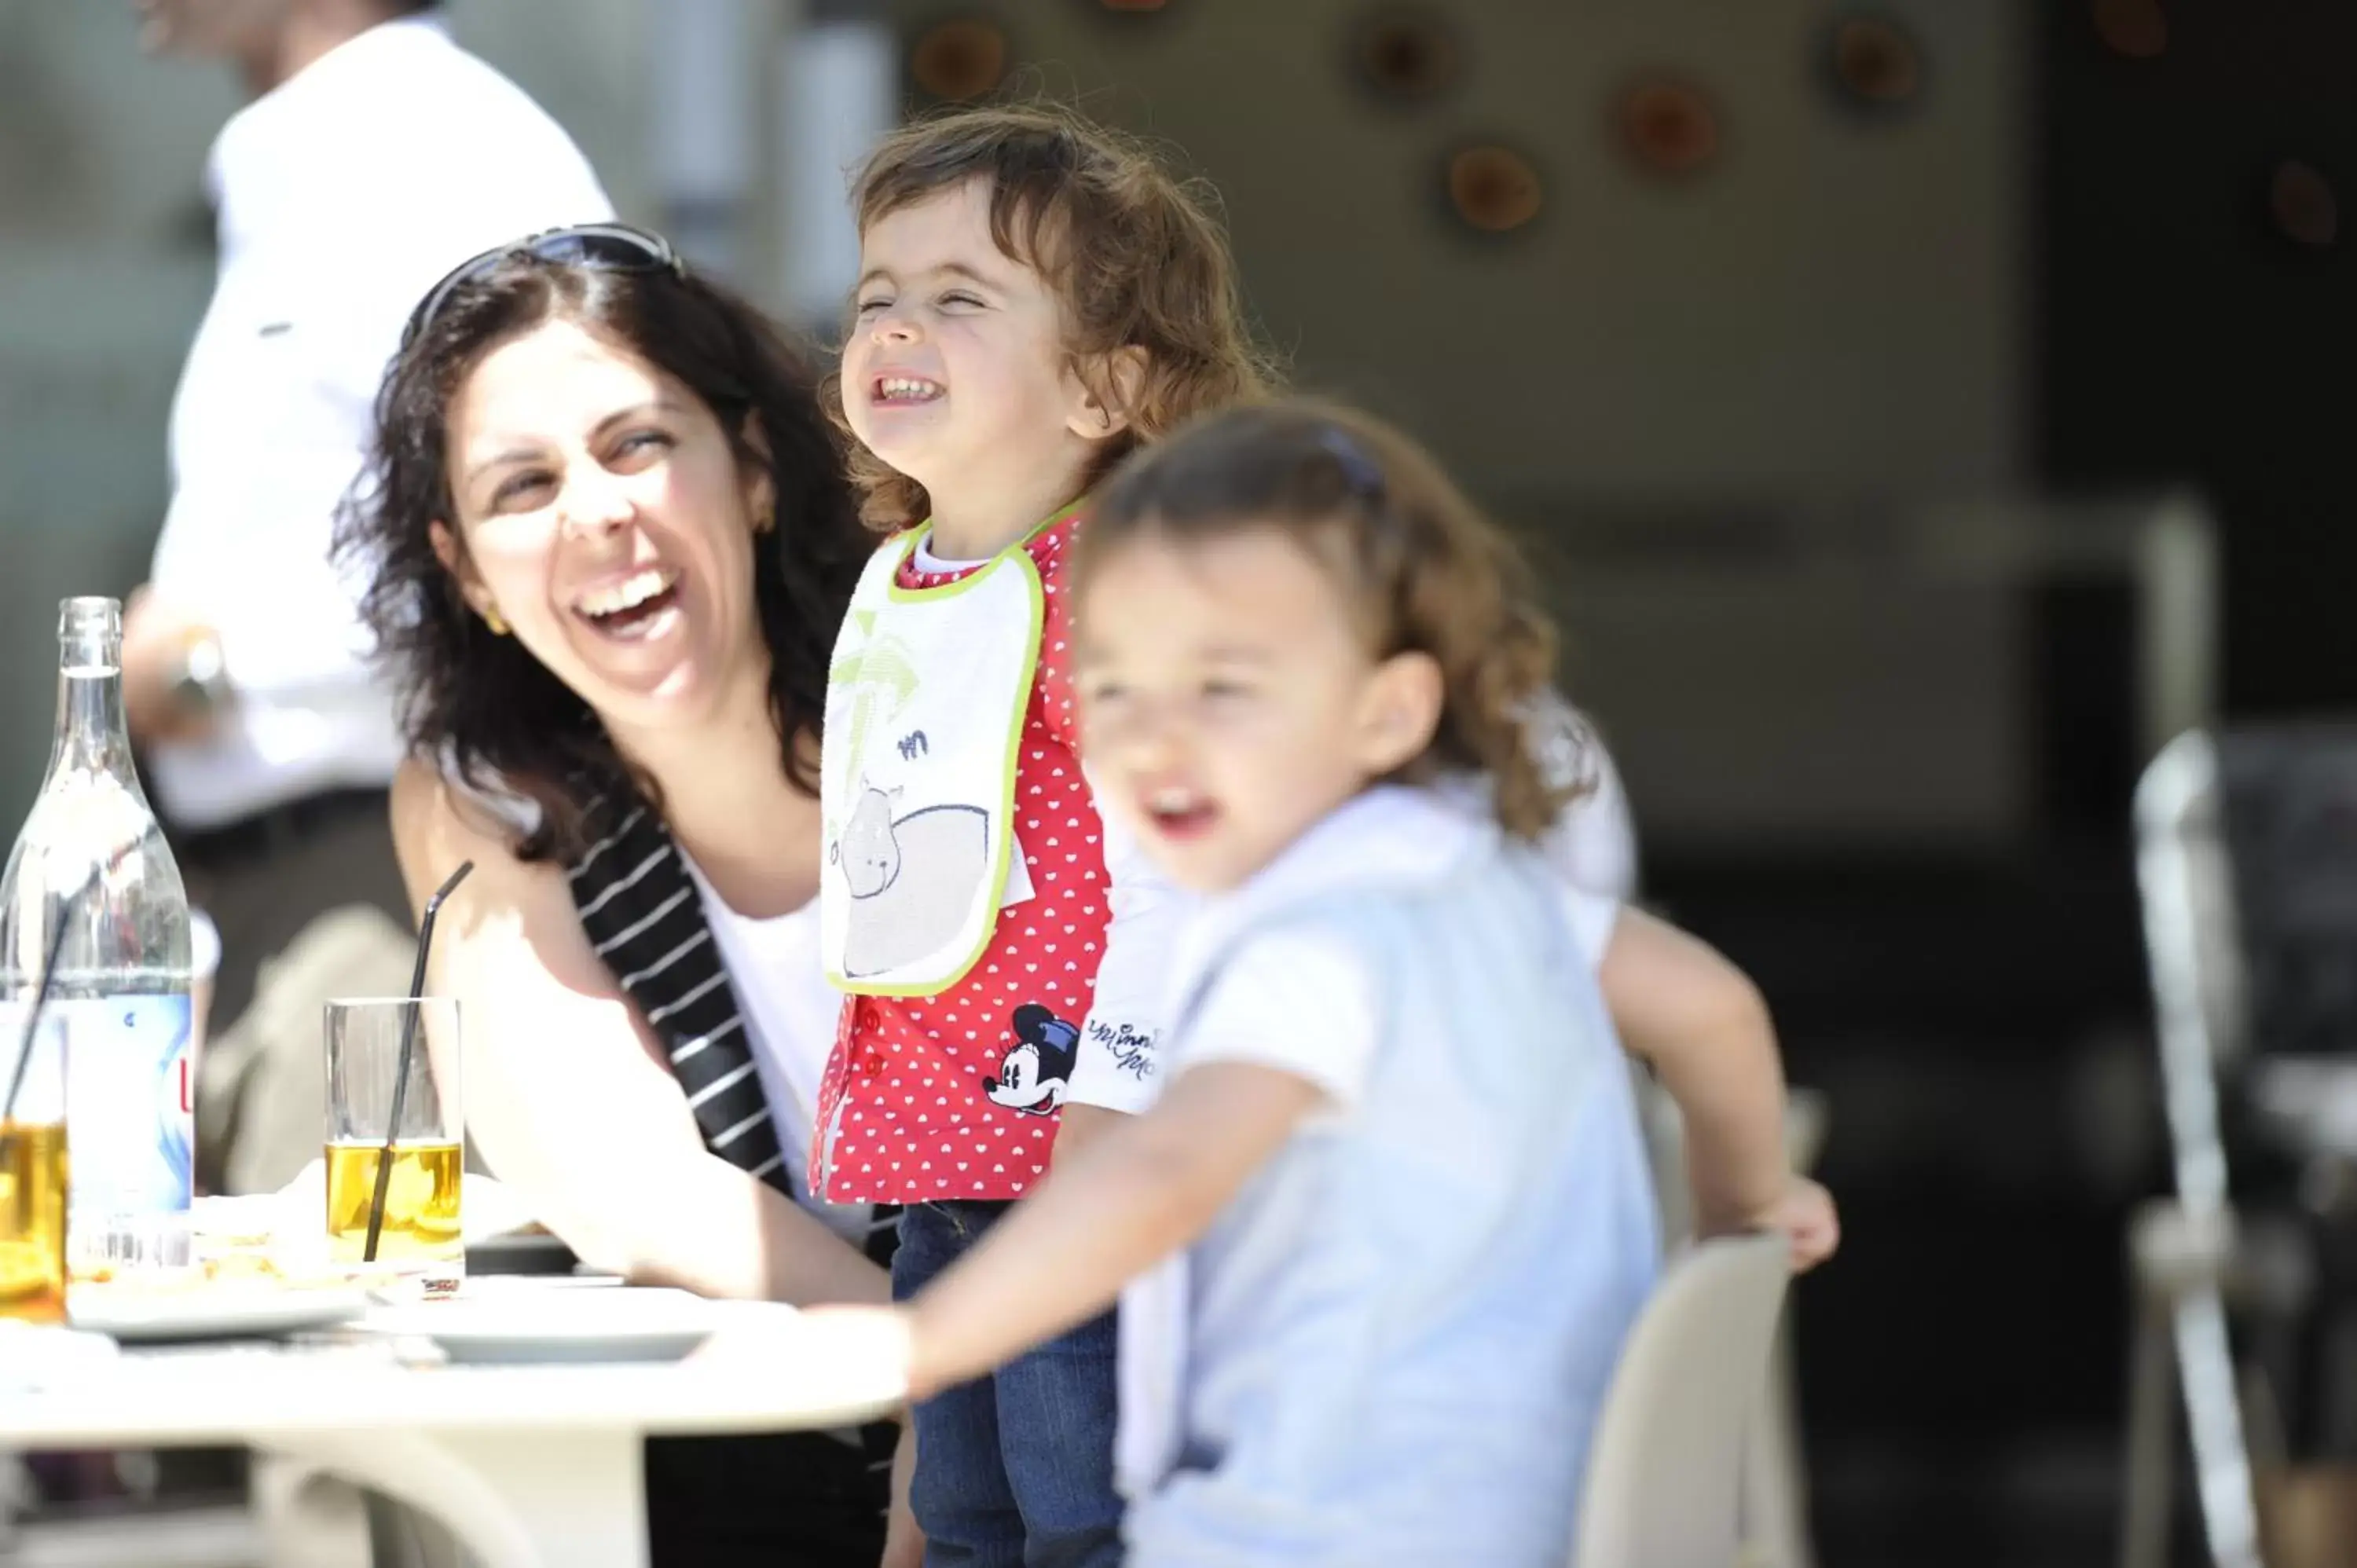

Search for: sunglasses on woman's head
xmin=401 ymin=223 xmax=685 ymax=347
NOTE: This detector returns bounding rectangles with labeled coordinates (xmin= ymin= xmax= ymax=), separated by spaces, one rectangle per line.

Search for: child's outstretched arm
xmin=907 ymin=1063 xmax=1321 ymax=1398
xmin=1599 ymin=907 xmax=1839 ymax=1271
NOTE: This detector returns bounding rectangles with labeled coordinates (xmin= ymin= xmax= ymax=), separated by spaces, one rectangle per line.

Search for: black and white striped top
xmin=563 ymin=783 xmax=897 ymax=1267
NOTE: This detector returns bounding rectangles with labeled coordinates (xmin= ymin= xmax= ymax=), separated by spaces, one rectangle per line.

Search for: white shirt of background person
xmin=132 ymin=8 xmax=614 ymax=830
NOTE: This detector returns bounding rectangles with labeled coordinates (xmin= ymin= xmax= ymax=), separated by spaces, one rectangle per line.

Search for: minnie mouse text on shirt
xmin=1087 ymin=1020 xmax=1158 ymax=1083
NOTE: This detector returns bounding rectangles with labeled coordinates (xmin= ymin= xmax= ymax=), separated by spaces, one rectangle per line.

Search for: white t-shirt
xmin=149 ymin=15 xmax=613 ymax=828
xmin=677 ymin=854 xmax=874 ymax=1244
xmin=1174 ymin=789 xmax=1618 ymax=1112
xmin=1529 ymin=731 xmax=1638 ymax=902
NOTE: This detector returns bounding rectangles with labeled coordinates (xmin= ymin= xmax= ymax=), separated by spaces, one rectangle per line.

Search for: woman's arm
xmin=390 ymin=760 xmax=888 ymax=1305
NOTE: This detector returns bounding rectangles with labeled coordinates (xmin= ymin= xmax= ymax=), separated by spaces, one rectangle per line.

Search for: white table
xmin=0 ymin=1293 xmax=900 ymax=1568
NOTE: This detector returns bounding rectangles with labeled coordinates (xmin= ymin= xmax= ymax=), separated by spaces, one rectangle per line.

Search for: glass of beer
xmin=0 ymin=1014 xmax=68 ymax=1323
xmin=324 ymin=997 xmax=462 ymax=1298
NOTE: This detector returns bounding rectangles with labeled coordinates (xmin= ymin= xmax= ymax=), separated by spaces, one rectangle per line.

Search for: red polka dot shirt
xmin=812 ymin=513 xmax=1143 ymax=1203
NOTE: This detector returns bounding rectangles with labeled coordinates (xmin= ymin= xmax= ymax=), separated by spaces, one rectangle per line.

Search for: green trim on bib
xmin=882 ymin=496 xmax=1088 ymax=605
xmin=820 ymin=507 xmax=1080 ymax=999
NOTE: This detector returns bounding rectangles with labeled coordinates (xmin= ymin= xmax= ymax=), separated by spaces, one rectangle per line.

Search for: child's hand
xmin=1720 ymin=1177 xmax=1840 ymax=1273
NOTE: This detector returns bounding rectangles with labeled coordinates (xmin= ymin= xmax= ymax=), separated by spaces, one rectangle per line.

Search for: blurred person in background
xmin=119 ymin=0 xmax=612 ymax=1199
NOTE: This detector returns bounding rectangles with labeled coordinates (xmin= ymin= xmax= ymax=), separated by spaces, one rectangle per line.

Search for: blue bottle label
xmin=57 ymin=995 xmax=196 ymax=1214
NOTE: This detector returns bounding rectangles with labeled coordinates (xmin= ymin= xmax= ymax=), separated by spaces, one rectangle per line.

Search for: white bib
xmin=820 ymin=531 xmax=1047 ymax=995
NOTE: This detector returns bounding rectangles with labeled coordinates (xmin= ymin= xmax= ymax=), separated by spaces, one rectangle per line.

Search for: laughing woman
xmin=335 ymin=225 xmax=912 ymax=1566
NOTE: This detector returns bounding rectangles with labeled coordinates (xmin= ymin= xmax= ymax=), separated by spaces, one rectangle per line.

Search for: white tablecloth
xmin=0 ymin=1283 xmax=900 ymax=1568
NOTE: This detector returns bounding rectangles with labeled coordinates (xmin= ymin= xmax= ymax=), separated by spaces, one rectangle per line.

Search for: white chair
xmin=1576 ymin=1231 xmax=1794 ymax=1568
xmin=1634 ymin=1074 xmax=1824 ymax=1568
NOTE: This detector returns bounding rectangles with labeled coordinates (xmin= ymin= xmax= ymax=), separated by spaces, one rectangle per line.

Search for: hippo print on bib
xmin=830 ymin=783 xmax=992 ymax=980
xmin=820 ymin=530 xmax=1047 ymax=995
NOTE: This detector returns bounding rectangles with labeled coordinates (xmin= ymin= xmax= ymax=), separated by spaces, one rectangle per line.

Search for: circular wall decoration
xmin=1350 ymin=6 xmax=1464 ymax=108
xmin=908 ymin=16 xmax=1009 ymax=103
xmin=2091 ymin=0 xmax=2168 ymax=60
xmin=2271 ymin=160 xmax=2340 ymax=249
xmin=1824 ymin=13 xmax=1926 ymax=117
xmin=1444 ymin=142 xmax=1545 ymax=236
xmin=1615 ymin=77 xmax=1721 ymax=180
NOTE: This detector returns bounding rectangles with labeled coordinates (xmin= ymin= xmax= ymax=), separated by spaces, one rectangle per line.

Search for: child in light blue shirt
xmin=802 ymin=400 xmax=1837 ymax=1565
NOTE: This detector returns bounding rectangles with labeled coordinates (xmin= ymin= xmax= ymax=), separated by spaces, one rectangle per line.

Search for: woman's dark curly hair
xmin=332 ymin=247 xmax=870 ymax=861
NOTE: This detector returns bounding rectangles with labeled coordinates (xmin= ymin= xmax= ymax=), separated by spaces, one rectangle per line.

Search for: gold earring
xmin=483 ymin=606 xmax=509 ymax=636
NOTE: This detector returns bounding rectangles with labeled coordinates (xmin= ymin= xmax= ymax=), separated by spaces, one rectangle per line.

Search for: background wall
xmin=891 ymin=0 xmax=2027 ymax=501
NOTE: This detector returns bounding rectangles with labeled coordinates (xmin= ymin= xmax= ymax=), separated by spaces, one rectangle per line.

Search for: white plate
xmin=359 ymin=1286 xmax=751 ymax=1365
xmin=67 ymin=1283 xmax=370 ymax=1344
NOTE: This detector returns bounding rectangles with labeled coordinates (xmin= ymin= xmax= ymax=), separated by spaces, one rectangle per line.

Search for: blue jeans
xmin=894 ymin=1200 xmax=1124 ymax=1568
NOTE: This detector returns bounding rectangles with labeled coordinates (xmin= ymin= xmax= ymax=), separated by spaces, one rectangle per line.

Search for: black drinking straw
xmin=0 ymin=905 xmax=76 ymax=1157
xmin=1 ymin=843 xmax=137 ymax=1155
xmin=362 ymin=859 xmax=474 ymax=1265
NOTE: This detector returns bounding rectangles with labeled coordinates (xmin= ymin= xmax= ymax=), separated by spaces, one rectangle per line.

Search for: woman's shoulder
xmin=388 ymin=758 xmax=632 ymax=970
xmin=390 ymin=754 xmax=548 ymax=873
